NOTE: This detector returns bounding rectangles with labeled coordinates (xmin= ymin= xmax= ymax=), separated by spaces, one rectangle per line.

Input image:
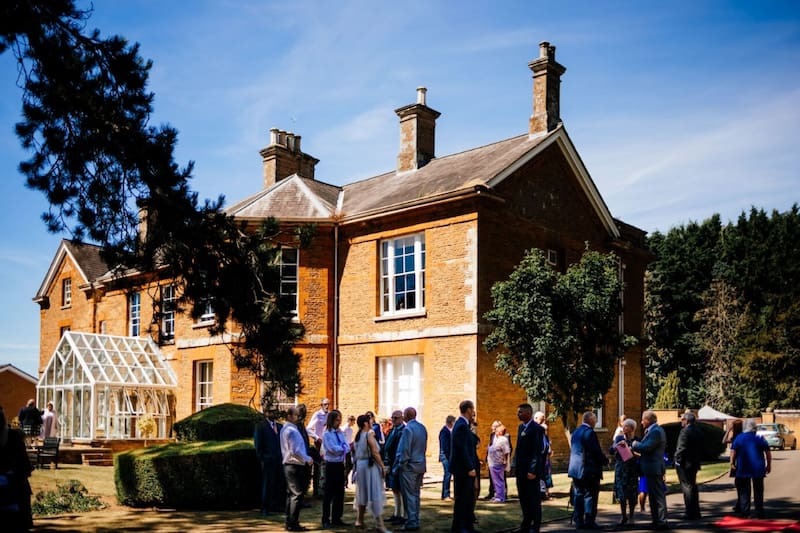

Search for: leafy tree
xmin=1 ymin=1 xmax=307 ymax=406
xmin=644 ymin=216 xmax=722 ymax=407
xmin=695 ymin=281 xmax=748 ymax=415
xmin=653 ymin=370 xmax=680 ymax=409
xmin=484 ymin=248 xmax=636 ymax=432
xmin=645 ymin=206 xmax=800 ymax=414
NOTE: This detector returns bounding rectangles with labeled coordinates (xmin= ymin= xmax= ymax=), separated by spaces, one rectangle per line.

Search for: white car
xmin=756 ymin=423 xmax=797 ymax=450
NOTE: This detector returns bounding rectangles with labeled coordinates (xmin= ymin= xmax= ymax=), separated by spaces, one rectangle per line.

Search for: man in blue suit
xmin=254 ymin=408 xmax=284 ymax=515
xmin=450 ymin=400 xmax=479 ymax=533
xmin=513 ymin=403 xmax=546 ymax=533
xmin=632 ymin=410 xmax=668 ymax=530
xmin=394 ymin=406 xmax=427 ymax=531
xmin=439 ymin=415 xmax=456 ymax=500
xmin=568 ymin=411 xmax=609 ymax=530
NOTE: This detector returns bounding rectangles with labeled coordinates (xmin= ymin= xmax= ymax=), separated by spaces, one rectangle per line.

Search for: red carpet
xmin=715 ymin=515 xmax=800 ymax=532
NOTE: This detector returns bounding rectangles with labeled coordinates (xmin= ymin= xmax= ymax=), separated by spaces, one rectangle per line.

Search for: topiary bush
xmin=662 ymin=421 xmax=726 ymax=462
xmin=115 ymin=439 xmax=260 ymax=509
xmin=172 ymin=402 xmax=262 ymax=442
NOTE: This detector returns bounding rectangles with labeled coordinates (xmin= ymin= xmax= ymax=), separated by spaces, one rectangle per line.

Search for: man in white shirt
xmin=306 ymin=398 xmax=329 ymax=497
xmin=281 ymin=406 xmax=313 ymax=531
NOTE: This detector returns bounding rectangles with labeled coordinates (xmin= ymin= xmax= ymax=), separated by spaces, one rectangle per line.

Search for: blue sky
xmin=1 ymin=1 xmax=799 ymax=377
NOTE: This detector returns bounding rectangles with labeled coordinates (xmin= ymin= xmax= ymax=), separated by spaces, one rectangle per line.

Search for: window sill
xmin=60 ymin=304 xmax=72 ymax=310
xmin=192 ymin=320 xmax=216 ymax=329
xmin=374 ymin=309 xmax=427 ymax=322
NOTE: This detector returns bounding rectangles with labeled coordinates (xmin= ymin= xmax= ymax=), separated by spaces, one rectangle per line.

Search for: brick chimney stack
xmin=259 ymin=128 xmax=320 ymax=188
xmin=395 ymin=87 xmax=441 ymax=173
xmin=529 ymin=41 xmax=566 ymax=137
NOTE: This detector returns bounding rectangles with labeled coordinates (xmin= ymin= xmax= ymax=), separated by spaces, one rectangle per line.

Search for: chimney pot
xmin=395 ymin=88 xmax=441 ymax=173
xmin=259 ymin=128 xmax=319 ymax=188
xmin=529 ymin=41 xmax=566 ymax=136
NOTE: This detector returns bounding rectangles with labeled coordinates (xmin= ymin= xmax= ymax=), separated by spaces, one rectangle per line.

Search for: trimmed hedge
xmin=172 ymin=402 xmax=263 ymax=442
xmin=115 ymin=439 xmax=260 ymax=509
xmin=662 ymin=421 xmax=726 ymax=462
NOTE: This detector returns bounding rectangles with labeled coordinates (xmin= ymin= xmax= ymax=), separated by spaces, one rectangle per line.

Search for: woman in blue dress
xmin=610 ymin=418 xmax=640 ymax=526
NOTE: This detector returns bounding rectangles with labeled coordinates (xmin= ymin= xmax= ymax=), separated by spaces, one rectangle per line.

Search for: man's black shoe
xmin=579 ymin=523 xmax=604 ymax=530
xmin=331 ymin=520 xmax=348 ymax=526
xmin=389 ymin=516 xmax=406 ymax=524
xmin=321 ymin=522 xmax=332 ymax=529
xmin=286 ymin=526 xmax=308 ymax=532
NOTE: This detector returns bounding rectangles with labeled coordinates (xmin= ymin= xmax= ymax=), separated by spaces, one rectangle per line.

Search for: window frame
xmin=195 ymin=360 xmax=213 ymax=412
xmin=593 ymin=395 xmax=604 ymax=429
xmin=377 ymin=355 xmax=424 ymax=422
xmin=277 ymin=247 xmax=299 ymax=318
xmin=160 ymin=284 xmax=177 ymax=341
xmin=61 ymin=277 xmax=72 ymax=307
xmin=128 ymin=292 xmax=141 ymax=337
xmin=379 ymin=233 xmax=426 ymax=317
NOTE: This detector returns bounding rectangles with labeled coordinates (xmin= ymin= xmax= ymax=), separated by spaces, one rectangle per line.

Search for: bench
xmin=35 ymin=437 xmax=61 ymax=469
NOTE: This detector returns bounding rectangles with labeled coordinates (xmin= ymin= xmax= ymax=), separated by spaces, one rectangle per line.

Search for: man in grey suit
xmin=632 ymin=410 xmax=669 ymax=530
xmin=393 ymin=406 xmax=428 ymax=531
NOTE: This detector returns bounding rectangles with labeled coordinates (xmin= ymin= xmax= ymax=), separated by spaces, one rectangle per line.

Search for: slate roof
xmin=340 ymin=132 xmax=544 ymax=217
xmin=227 ymin=130 xmax=559 ymax=224
xmin=224 ymin=124 xmax=624 ymax=238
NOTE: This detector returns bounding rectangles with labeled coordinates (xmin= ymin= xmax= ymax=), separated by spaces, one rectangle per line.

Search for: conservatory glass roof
xmin=38 ymin=332 xmax=177 ymax=389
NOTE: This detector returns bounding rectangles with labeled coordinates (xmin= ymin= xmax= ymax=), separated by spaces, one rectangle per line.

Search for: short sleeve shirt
xmin=731 ymin=431 xmax=769 ymax=478
xmin=488 ymin=434 xmax=510 ymax=467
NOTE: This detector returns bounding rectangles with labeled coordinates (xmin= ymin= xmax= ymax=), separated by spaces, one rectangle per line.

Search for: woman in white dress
xmin=40 ymin=402 xmax=58 ymax=439
xmin=353 ymin=413 xmax=390 ymax=532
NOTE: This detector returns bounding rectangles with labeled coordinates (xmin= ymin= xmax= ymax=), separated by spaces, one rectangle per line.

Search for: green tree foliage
xmin=644 ymin=216 xmax=722 ymax=408
xmin=645 ymin=206 xmax=800 ymax=414
xmin=653 ymin=370 xmax=680 ymax=409
xmin=1 ymin=1 xmax=307 ymax=405
xmin=484 ymin=248 xmax=635 ymax=431
xmin=695 ymin=281 xmax=748 ymax=415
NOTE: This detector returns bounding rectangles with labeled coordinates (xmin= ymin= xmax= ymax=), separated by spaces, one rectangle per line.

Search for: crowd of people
xmin=255 ymin=400 xmax=776 ymax=532
xmin=0 ymin=396 xmax=776 ymax=533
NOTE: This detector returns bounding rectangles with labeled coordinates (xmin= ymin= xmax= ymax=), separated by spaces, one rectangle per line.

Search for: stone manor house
xmin=32 ymin=42 xmax=650 ymax=460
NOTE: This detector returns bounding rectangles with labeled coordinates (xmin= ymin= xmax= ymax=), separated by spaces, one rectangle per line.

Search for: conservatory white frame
xmin=36 ymin=332 xmax=177 ymax=441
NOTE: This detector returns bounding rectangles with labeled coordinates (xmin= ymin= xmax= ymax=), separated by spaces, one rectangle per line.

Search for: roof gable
xmin=34 ymin=240 xmax=109 ymax=303
xmin=486 ymin=128 xmax=619 ymax=238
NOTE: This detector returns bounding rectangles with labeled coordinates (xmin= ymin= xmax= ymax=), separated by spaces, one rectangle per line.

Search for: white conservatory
xmin=37 ymin=332 xmax=177 ymax=441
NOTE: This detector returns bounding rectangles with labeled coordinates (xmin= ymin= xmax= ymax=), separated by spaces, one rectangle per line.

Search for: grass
xmin=28 ymin=461 xmax=731 ymax=532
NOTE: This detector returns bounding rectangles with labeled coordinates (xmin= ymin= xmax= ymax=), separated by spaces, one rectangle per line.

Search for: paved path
xmin=542 ymin=449 xmax=800 ymax=532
